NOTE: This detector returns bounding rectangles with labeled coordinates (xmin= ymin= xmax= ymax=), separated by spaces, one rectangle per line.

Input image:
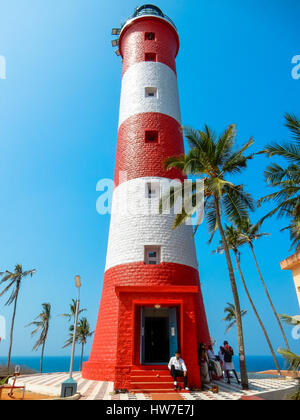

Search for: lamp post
xmin=60 ymin=275 xmax=81 ymax=398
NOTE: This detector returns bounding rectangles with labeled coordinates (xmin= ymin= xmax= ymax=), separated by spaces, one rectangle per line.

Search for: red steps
xmin=131 ymin=376 xmax=173 ymax=382
xmin=130 ymin=367 xmax=186 ymax=394
xmin=131 ymin=383 xmax=179 ymax=390
xmin=130 ymin=388 xmax=189 ymax=394
xmin=131 ymin=371 xmax=171 ymax=377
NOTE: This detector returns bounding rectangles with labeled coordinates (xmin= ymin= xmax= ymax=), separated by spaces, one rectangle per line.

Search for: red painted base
xmin=82 ymin=262 xmax=210 ymax=390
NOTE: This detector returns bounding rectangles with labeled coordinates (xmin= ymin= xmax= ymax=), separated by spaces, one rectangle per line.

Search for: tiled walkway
xmin=10 ymin=372 xmax=297 ymax=400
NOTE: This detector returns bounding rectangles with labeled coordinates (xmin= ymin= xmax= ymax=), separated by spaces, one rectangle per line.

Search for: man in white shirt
xmin=168 ymin=351 xmax=189 ymax=391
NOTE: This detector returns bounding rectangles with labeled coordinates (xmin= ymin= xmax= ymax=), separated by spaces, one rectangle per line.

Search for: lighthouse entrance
xmin=141 ymin=307 xmax=178 ymax=364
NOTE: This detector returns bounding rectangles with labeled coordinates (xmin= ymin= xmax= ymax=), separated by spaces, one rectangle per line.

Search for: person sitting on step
xmin=168 ymin=350 xmax=189 ymax=391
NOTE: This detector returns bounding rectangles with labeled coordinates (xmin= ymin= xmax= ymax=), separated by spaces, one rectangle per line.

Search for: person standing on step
xmin=198 ymin=342 xmax=211 ymax=387
xmin=168 ymin=350 xmax=189 ymax=391
xmin=222 ymin=341 xmax=240 ymax=385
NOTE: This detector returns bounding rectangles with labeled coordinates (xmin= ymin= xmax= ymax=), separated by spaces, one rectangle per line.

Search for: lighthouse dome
xmin=121 ymin=4 xmax=177 ymax=32
xmin=133 ymin=4 xmax=164 ymax=18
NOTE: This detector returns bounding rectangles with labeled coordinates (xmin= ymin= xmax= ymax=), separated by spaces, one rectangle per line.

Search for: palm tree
xmin=216 ymin=225 xmax=282 ymax=374
xmin=223 ymin=303 xmax=247 ymax=334
xmin=238 ymin=220 xmax=290 ymax=350
xmin=61 ymin=299 xmax=87 ymax=347
xmin=77 ymin=318 xmax=93 ymax=371
xmin=281 ymin=213 xmax=300 ymax=251
xmin=161 ymin=124 xmax=254 ymax=389
xmin=60 ymin=299 xmax=86 ymax=322
xmin=278 ymin=348 xmax=300 ymax=373
xmin=0 ymin=265 xmax=36 ymax=370
xmin=27 ymin=303 xmax=51 ymax=373
xmin=63 ymin=317 xmax=94 ymax=371
xmin=258 ymin=113 xmax=300 ymax=250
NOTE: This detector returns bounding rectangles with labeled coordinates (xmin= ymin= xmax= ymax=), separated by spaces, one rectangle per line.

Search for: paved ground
xmin=10 ymin=372 xmax=298 ymax=400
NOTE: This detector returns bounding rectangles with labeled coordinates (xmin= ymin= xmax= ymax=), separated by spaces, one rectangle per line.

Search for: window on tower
xmin=145 ymin=87 xmax=157 ymax=98
xmin=144 ymin=246 xmax=161 ymax=265
xmin=145 ymin=32 xmax=155 ymax=41
xmin=145 ymin=130 xmax=158 ymax=143
xmin=145 ymin=53 xmax=157 ymax=62
xmin=146 ymin=182 xmax=160 ymax=199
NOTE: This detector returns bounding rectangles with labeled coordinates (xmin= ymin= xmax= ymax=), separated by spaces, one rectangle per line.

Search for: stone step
xmin=131 ymin=388 xmax=189 ymax=394
xmin=131 ymin=371 xmax=171 ymax=376
xmin=131 ymin=375 xmax=184 ymax=383
xmin=131 ymin=372 xmax=170 ymax=377
xmin=131 ymin=367 xmax=168 ymax=372
xmin=131 ymin=381 xmax=180 ymax=390
xmin=130 ymin=367 xmax=186 ymax=393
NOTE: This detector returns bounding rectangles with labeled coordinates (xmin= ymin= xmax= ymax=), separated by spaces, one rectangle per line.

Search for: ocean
xmin=0 ymin=355 xmax=288 ymax=374
xmin=0 ymin=356 xmax=89 ymax=373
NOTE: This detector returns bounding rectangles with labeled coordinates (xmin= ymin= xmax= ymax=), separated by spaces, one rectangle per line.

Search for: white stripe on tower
xmin=105 ymin=177 xmax=198 ymax=271
xmin=118 ymin=61 xmax=181 ymax=127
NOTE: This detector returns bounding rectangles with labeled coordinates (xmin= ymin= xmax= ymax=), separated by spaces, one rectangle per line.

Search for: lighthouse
xmin=83 ymin=5 xmax=210 ymax=391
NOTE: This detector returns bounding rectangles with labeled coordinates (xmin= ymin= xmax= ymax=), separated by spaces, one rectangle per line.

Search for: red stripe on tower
xmin=115 ymin=113 xmax=185 ymax=186
xmin=119 ymin=17 xmax=179 ymax=75
xmin=83 ymin=5 xmax=210 ymax=391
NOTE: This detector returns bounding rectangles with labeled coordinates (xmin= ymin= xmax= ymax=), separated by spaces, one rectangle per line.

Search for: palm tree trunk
xmin=214 ymin=197 xmax=249 ymax=389
xmin=249 ymin=242 xmax=290 ymax=350
xmin=40 ymin=341 xmax=45 ymax=373
xmin=40 ymin=322 xmax=49 ymax=374
xmin=234 ymin=251 xmax=281 ymax=375
xmin=80 ymin=343 xmax=84 ymax=371
xmin=7 ymin=283 xmax=20 ymax=371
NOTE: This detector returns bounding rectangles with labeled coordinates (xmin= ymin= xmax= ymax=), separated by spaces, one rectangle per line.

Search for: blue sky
xmin=0 ymin=0 xmax=299 ymax=362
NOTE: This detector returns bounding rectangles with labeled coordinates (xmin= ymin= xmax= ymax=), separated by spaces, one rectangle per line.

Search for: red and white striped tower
xmin=83 ymin=5 xmax=210 ymax=390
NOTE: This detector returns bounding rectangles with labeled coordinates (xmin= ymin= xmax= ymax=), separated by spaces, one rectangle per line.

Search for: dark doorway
xmin=140 ymin=307 xmax=178 ymax=364
xmin=144 ymin=316 xmax=169 ymax=363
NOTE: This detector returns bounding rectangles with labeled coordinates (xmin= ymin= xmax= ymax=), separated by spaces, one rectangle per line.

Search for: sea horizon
xmin=0 ymin=355 xmax=289 ymax=374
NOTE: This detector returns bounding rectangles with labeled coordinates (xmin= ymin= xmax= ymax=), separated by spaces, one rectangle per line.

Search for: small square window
xmin=146 ymin=182 xmax=160 ymax=199
xmin=148 ymin=251 xmax=157 ymax=258
xmin=145 ymin=87 xmax=157 ymax=98
xmin=145 ymin=246 xmax=161 ymax=265
xmin=145 ymin=53 xmax=157 ymax=62
xmin=145 ymin=32 xmax=155 ymax=41
xmin=145 ymin=130 xmax=158 ymax=143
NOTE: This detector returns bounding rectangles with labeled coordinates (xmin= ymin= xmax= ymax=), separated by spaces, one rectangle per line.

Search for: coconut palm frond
xmin=284 ymin=113 xmax=300 ymax=140
xmin=63 ymin=317 xmax=94 ymax=348
xmin=28 ymin=303 xmax=51 ymax=352
xmin=223 ymin=303 xmax=247 ymax=334
xmin=60 ymin=299 xmax=86 ymax=322
xmin=278 ymin=348 xmax=300 ymax=372
xmin=225 ymin=321 xmax=238 ymax=334
xmin=164 ymin=123 xmax=254 ymax=230
xmin=279 ymin=314 xmax=300 ymax=327
xmin=0 ymin=265 xmax=37 ymax=370
xmin=258 ymin=114 xmax=300 ymax=250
